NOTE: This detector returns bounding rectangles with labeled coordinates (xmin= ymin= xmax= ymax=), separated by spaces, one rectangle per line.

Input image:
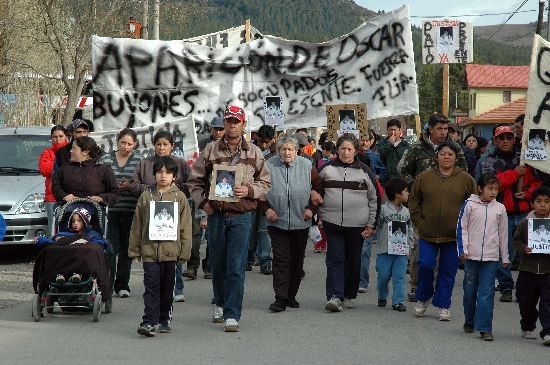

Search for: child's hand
xmin=502 ymin=262 xmax=510 ymax=268
xmin=459 ymin=253 xmax=468 ymax=262
xmin=524 ymin=246 xmax=533 ymax=255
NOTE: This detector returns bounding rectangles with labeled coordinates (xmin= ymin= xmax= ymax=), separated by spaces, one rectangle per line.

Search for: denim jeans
xmin=45 ymin=202 xmax=56 ymax=236
xmin=208 ymin=211 xmax=252 ymax=321
xmin=376 ymin=253 xmax=408 ymax=304
xmin=496 ymin=212 xmax=527 ymax=292
xmin=416 ymin=239 xmax=459 ymax=309
xmin=463 ymin=260 xmax=499 ymax=333
xmin=174 ymin=262 xmax=184 ymax=296
xmin=247 ymin=209 xmax=272 ymax=267
xmin=359 ymin=238 xmax=372 ymax=289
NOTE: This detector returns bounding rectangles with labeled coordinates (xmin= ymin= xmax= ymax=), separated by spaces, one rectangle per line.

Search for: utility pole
xmin=153 ymin=0 xmax=160 ymax=40
xmin=537 ymin=0 xmax=545 ymax=35
xmin=142 ymin=0 xmax=149 ymax=39
xmin=442 ymin=63 xmax=449 ymax=117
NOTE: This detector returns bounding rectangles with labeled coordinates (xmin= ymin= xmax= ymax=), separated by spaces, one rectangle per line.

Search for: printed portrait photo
xmin=215 ymin=170 xmax=236 ymax=198
xmin=437 ymin=26 xmax=454 ymax=54
xmin=264 ymin=96 xmax=284 ymax=126
xmin=153 ymin=201 xmax=175 ymax=230
xmin=338 ymin=109 xmax=357 ymax=133
xmin=528 ymin=129 xmax=546 ymax=151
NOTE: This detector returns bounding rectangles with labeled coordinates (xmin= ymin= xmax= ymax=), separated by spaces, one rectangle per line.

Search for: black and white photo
xmin=149 ymin=201 xmax=178 ymax=241
xmin=528 ymin=218 xmax=550 ymax=254
xmin=263 ymin=96 xmax=284 ymax=126
xmin=387 ymin=220 xmax=408 ymax=255
xmin=525 ymin=129 xmax=548 ymax=161
xmin=209 ymin=164 xmax=243 ymax=202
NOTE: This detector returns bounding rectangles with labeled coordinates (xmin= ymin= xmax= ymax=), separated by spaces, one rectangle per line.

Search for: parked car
xmin=0 ymin=127 xmax=51 ymax=245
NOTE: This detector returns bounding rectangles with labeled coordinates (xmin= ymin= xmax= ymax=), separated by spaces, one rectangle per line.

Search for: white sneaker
xmin=343 ymin=298 xmax=357 ymax=308
xmin=212 ymin=305 xmax=224 ymax=323
xmin=358 ymin=287 xmax=367 ymax=293
xmin=543 ymin=334 xmax=550 ymax=346
xmin=325 ymin=296 xmax=343 ymax=312
xmin=415 ymin=300 xmax=430 ymax=317
xmin=522 ymin=330 xmax=537 ymax=339
xmin=117 ymin=290 xmax=130 ymax=298
xmin=173 ymin=294 xmax=185 ymax=302
xmin=438 ymin=307 xmax=451 ymax=321
xmin=224 ymin=318 xmax=239 ymax=332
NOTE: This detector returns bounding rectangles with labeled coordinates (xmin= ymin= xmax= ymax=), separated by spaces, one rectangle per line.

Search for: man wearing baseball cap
xmin=476 ymin=123 xmax=542 ymax=303
xmin=53 ymin=118 xmax=94 ymax=174
xmin=187 ymin=105 xmax=271 ymax=332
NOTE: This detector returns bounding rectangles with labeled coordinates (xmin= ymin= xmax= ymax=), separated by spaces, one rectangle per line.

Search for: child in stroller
xmin=32 ymin=199 xmax=112 ymax=321
xmin=37 ymin=207 xmax=108 ymax=284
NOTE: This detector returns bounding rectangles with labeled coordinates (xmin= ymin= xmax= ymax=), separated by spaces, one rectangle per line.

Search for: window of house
xmin=503 ymin=90 xmax=511 ymax=103
xmin=473 ymin=93 xmax=476 ymax=109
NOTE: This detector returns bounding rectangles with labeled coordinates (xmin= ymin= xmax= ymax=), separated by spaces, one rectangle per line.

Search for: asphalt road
xmin=0 ymin=244 xmax=549 ymax=365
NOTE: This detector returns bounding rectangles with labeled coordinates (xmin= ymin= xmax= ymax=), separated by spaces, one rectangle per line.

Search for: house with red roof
xmin=457 ymin=64 xmax=529 ymax=139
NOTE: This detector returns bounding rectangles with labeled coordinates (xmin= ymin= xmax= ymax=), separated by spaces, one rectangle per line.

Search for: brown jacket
xmin=186 ymin=137 xmax=271 ymax=214
xmin=409 ymin=167 xmax=476 ymax=243
xmin=128 ymin=184 xmax=192 ymax=263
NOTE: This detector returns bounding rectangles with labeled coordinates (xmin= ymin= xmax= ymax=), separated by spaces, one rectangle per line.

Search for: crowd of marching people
xmin=37 ymin=106 xmax=550 ymax=344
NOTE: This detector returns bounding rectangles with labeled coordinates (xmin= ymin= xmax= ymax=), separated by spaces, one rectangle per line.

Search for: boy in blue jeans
xmin=375 ymin=178 xmax=413 ymax=312
xmin=129 ymin=156 xmax=192 ymax=337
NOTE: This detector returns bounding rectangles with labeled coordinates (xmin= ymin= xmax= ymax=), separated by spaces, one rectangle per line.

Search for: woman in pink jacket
xmin=38 ymin=125 xmax=68 ymax=235
xmin=457 ymin=173 xmax=509 ymax=341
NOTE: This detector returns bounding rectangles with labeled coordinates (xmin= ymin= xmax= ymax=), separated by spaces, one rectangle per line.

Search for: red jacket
xmin=38 ymin=141 xmax=67 ymax=202
xmin=496 ymin=165 xmax=541 ymax=215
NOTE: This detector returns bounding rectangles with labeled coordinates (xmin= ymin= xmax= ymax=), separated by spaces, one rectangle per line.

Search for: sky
xmin=356 ymin=0 xmax=542 ymax=26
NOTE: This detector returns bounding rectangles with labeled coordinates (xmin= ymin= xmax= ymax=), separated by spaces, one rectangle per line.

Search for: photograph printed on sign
xmin=209 ymin=164 xmax=243 ymax=203
xmin=525 ymin=129 xmax=548 ymax=161
xmin=387 ymin=220 xmax=408 ymax=255
xmin=528 ymin=218 xmax=550 ymax=254
xmin=437 ymin=26 xmax=454 ymax=55
xmin=264 ymin=96 xmax=284 ymax=126
xmin=149 ymin=201 xmax=178 ymax=241
xmin=338 ymin=109 xmax=357 ymax=134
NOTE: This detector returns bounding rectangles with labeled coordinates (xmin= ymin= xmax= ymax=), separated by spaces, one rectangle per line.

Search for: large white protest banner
xmin=91 ymin=117 xmax=199 ymax=163
xmin=422 ymin=19 xmax=473 ymax=64
xmin=523 ymin=35 xmax=550 ymax=174
xmin=92 ymin=5 xmax=418 ymax=132
xmin=183 ymin=25 xmax=263 ymax=49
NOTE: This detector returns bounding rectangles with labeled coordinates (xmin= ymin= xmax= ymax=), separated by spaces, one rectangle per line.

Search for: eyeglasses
xmin=496 ymin=134 xmax=514 ymax=141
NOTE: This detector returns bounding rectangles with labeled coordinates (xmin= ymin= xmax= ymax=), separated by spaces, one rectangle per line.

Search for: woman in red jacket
xmin=38 ymin=125 xmax=68 ymax=235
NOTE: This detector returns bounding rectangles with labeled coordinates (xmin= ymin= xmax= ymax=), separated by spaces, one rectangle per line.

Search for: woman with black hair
xmin=409 ymin=141 xmax=476 ymax=321
xmin=100 ymin=128 xmax=142 ymax=298
xmin=52 ymin=136 xmax=119 ymax=206
xmin=39 ymin=125 xmax=68 ymax=234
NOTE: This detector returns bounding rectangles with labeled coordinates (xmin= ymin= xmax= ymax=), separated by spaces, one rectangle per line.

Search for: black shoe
xmin=463 ymin=323 xmax=474 ymax=333
xmin=500 ymin=291 xmax=513 ymax=302
xmin=269 ymin=299 xmax=287 ymax=312
xmin=378 ymin=299 xmax=387 ymax=307
xmin=407 ymin=289 xmax=417 ymax=302
xmin=159 ymin=323 xmax=172 ymax=333
xmin=203 ymin=272 xmax=212 ymax=279
xmin=137 ymin=323 xmax=155 ymax=337
xmin=260 ymin=265 xmax=272 ymax=275
xmin=392 ymin=303 xmax=407 ymax=312
xmin=246 ymin=263 xmax=253 ymax=271
xmin=288 ymin=298 xmax=300 ymax=308
xmin=183 ymin=268 xmax=197 ymax=280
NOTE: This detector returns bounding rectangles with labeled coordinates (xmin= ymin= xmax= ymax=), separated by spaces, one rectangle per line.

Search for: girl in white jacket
xmin=457 ymin=173 xmax=509 ymax=341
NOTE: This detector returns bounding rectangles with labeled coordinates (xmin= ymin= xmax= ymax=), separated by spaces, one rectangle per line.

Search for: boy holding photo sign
xmin=374 ymin=178 xmax=413 ymax=312
xmin=512 ymin=186 xmax=550 ymax=345
xmin=129 ymin=156 xmax=192 ymax=337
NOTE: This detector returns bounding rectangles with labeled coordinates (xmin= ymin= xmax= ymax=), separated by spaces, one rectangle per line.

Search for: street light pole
xmin=153 ymin=0 xmax=160 ymax=40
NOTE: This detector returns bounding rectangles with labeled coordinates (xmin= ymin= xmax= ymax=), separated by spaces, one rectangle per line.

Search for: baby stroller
xmin=32 ymin=198 xmax=112 ymax=322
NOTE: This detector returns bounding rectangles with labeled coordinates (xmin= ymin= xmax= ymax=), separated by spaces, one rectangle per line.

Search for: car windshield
xmin=0 ymin=134 xmax=51 ymax=173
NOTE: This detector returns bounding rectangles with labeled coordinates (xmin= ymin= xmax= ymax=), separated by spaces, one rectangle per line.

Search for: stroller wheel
xmin=32 ymin=294 xmax=42 ymax=322
xmin=92 ymin=294 xmax=102 ymax=322
xmin=104 ymin=296 xmax=112 ymax=314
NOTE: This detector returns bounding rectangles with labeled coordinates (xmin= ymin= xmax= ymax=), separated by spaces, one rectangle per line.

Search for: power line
xmin=410 ymin=9 xmax=537 ymax=18
xmin=488 ymin=0 xmax=530 ymax=40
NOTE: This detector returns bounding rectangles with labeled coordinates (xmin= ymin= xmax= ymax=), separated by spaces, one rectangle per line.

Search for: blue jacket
xmin=37 ymin=229 xmax=108 ymax=250
xmin=363 ymin=150 xmax=387 ymax=182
